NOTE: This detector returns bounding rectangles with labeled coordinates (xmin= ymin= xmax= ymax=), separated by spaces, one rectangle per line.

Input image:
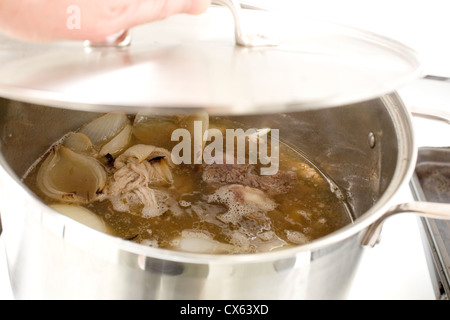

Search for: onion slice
xmin=50 ymin=204 xmax=113 ymax=235
xmin=98 ymin=124 xmax=132 ymax=158
xmin=172 ymin=236 xmax=238 ymax=254
xmin=37 ymin=145 xmax=107 ymax=204
xmin=63 ymin=132 xmax=95 ymax=155
xmin=79 ymin=112 xmax=129 ymax=148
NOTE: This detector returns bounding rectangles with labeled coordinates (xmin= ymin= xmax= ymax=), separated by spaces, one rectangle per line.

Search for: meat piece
xmin=202 ymin=163 xmax=296 ymax=195
xmin=109 ymin=186 xmax=169 ymax=218
xmin=105 ymin=144 xmax=174 ymax=217
xmin=285 ymin=230 xmax=309 ymax=245
xmin=224 ymin=184 xmax=276 ymax=211
xmin=208 ymin=184 xmax=277 ymax=226
xmin=110 ymin=144 xmax=173 ymax=194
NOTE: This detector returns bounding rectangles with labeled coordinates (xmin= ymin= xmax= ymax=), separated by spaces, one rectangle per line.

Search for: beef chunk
xmin=202 ymin=163 xmax=296 ymax=195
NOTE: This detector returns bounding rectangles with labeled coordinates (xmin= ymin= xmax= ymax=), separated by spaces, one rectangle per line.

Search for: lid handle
xmin=84 ymin=0 xmax=277 ymax=48
xmin=212 ymin=0 xmax=277 ymax=47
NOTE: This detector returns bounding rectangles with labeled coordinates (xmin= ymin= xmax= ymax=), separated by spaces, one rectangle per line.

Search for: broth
xmin=23 ymin=113 xmax=352 ymax=254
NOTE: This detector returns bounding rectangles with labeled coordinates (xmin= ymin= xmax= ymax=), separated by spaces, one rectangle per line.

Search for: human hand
xmin=0 ymin=0 xmax=211 ymax=42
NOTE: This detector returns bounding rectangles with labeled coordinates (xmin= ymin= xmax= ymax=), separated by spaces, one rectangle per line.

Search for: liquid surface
xmin=23 ymin=114 xmax=352 ymax=254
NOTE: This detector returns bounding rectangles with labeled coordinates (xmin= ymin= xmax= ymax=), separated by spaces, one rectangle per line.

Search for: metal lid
xmin=0 ymin=0 xmax=421 ymax=114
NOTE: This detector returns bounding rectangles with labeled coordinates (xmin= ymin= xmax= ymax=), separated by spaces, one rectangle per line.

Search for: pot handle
xmin=361 ymin=202 xmax=450 ymax=247
xmin=84 ymin=0 xmax=277 ymax=48
xmin=410 ymin=107 xmax=450 ymax=125
xmin=362 ymin=101 xmax=450 ymax=247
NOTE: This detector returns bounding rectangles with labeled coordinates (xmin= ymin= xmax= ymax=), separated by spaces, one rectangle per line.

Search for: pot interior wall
xmin=0 ymin=97 xmax=399 ymax=220
xmin=227 ymin=98 xmax=399 ymax=220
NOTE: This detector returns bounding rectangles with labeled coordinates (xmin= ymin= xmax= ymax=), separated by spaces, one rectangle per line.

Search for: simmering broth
xmin=23 ymin=112 xmax=352 ymax=254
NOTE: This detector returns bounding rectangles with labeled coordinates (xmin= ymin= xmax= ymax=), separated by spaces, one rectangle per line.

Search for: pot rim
xmin=0 ymin=93 xmax=417 ymax=264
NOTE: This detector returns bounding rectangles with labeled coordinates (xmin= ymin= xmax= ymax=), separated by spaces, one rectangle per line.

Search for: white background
xmin=245 ymin=0 xmax=450 ymax=77
xmin=1 ymin=0 xmax=450 ymax=300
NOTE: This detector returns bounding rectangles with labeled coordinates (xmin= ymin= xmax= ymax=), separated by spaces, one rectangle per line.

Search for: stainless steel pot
xmin=0 ymin=1 xmax=448 ymax=300
xmin=0 ymin=93 xmax=449 ymax=300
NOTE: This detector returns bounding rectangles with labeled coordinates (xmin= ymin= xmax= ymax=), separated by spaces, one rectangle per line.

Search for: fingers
xmin=84 ymin=0 xmax=212 ymax=42
xmin=184 ymin=0 xmax=213 ymax=15
xmin=0 ymin=0 xmax=212 ymax=42
xmin=118 ymin=0 xmax=211 ymax=30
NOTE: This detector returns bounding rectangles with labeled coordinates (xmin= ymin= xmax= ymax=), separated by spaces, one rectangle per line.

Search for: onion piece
xmin=37 ymin=145 xmax=107 ymax=204
xmin=63 ymin=132 xmax=95 ymax=155
xmin=98 ymin=124 xmax=132 ymax=158
xmin=177 ymin=112 xmax=209 ymax=163
xmin=79 ymin=112 xmax=129 ymax=148
xmin=132 ymin=113 xmax=179 ymax=148
xmin=172 ymin=237 xmax=238 ymax=254
xmin=111 ymin=144 xmax=174 ymax=190
xmin=50 ymin=204 xmax=113 ymax=235
xmin=114 ymin=144 xmax=173 ymax=168
xmin=132 ymin=112 xmax=209 ymax=155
